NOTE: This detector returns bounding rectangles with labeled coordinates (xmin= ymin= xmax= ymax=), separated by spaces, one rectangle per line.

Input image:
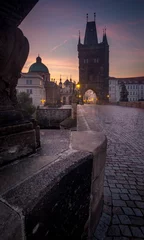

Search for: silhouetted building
xmin=78 ymin=14 xmax=109 ymax=103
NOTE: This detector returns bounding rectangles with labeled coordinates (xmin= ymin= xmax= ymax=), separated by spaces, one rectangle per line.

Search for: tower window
xmin=94 ymin=58 xmax=99 ymax=63
xmin=84 ymin=59 xmax=88 ymax=63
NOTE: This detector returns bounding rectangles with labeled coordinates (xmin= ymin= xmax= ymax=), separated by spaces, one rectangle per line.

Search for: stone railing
xmin=0 ymin=130 xmax=107 ymax=239
xmin=36 ymin=108 xmax=71 ymax=128
xmin=118 ymin=101 xmax=144 ymax=109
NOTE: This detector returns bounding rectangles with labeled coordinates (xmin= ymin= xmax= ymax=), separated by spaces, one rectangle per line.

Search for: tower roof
xmin=103 ymin=29 xmax=108 ymax=45
xmin=84 ymin=21 xmax=98 ymax=45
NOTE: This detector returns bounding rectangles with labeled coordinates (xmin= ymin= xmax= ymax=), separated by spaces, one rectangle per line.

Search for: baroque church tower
xmin=78 ymin=13 xmax=109 ymax=102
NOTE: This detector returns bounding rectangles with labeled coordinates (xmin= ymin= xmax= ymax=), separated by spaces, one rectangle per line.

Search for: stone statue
xmin=120 ymin=82 xmax=129 ymax=102
xmin=0 ymin=26 xmax=29 ymax=110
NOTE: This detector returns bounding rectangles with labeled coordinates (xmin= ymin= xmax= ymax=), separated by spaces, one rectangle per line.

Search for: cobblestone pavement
xmin=78 ymin=105 xmax=144 ymax=240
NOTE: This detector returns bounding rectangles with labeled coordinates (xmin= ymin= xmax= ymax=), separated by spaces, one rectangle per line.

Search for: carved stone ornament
xmin=0 ymin=26 xmax=29 ymax=111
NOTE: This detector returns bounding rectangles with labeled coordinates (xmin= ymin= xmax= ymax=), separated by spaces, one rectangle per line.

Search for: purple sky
xmin=20 ymin=0 xmax=144 ymax=82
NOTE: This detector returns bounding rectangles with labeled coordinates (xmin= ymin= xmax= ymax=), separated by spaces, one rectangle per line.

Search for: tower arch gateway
xmin=78 ymin=14 xmax=109 ymax=103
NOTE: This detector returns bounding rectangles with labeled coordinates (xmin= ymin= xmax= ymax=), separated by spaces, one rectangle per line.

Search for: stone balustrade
xmin=118 ymin=101 xmax=144 ymax=109
xmin=36 ymin=108 xmax=71 ymax=128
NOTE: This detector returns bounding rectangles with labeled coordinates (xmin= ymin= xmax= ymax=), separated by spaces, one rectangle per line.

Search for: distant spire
xmin=86 ymin=13 xmax=88 ymax=22
xmin=78 ymin=30 xmax=81 ymax=44
xmin=103 ymin=27 xmax=108 ymax=45
xmin=94 ymin=12 xmax=96 ymax=21
xmin=36 ymin=55 xmax=42 ymax=63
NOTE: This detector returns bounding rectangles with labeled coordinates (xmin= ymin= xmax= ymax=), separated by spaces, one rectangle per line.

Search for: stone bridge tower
xmin=78 ymin=14 xmax=109 ymax=103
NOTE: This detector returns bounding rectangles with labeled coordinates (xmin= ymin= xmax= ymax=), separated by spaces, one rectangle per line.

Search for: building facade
xmin=17 ymin=73 xmax=46 ymax=107
xmin=109 ymin=77 xmax=144 ymax=102
xmin=17 ymin=55 xmax=49 ymax=107
xmin=78 ymin=14 xmax=109 ymax=103
xmin=59 ymin=78 xmax=75 ymax=105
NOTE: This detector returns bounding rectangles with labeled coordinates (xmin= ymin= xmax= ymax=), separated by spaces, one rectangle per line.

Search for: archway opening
xmin=83 ymin=89 xmax=97 ymax=104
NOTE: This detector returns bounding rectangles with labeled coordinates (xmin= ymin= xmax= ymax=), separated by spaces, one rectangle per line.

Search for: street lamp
xmin=76 ymin=82 xmax=80 ymax=90
xmin=41 ymin=99 xmax=46 ymax=105
xmin=76 ymin=82 xmax=81 ymax=103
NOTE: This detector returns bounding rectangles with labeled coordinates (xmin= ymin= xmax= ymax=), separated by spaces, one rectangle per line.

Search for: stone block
xmin=0 ymin=201 xmax=23 ymax=240
xmin=0 ymin=129 xmax=36 ymax=166
xmin=36 ymin=108 xmax=71 ymax=128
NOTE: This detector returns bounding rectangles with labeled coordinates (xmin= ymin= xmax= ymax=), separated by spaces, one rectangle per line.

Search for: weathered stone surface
xmin=0 ymin=201 xmax=23 ymax=240
xmin=36 ymin=108 xmax=71 ymax=128
xmin=0 ymin=124 xmax=107 ymax=240
xmin=0 ymin=129 xmax=36 ymax=166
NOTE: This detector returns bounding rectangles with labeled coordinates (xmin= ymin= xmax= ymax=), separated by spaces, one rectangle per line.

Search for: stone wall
xmin=36 ymin=108 xmax=71 ymax=128
xmin=0 ymin=130 xmax=107 ymax=240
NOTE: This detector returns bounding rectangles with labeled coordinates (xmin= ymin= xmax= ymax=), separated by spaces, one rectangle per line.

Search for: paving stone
xmin=129 ymin=216 xmax=144 ymax=226
xmin=111 ymin=188 xmax=121 ymax=194
xmin=133 ymin=208 xmax=143 ymax=217
xmin=119 ymin=225 xmax=132 ymax=237
xmin=101 ymin=213 xmax=111 ymax=226
xmin=141 ymin=227 xmax=144 ymax=235
xmin=108 ymin=225 xmax=121 ymax=236
xmin=112 ymin=194 xmax=120 ymax=200
xmin=130 ymin=227 xmax=144 ymax=238
xmin=103 ymin=205 xmax=112 ymax=215
xmin=82 ymin=105 xmax=144 ymax=239
xmin=120 ymin=189 xmax=129 ymax=194
xmin=113 ymin=200 xmax=127 ymax=207
xmin=129 ymin=190 xmax=138 ymax=195
xmin=122 ymin=207 xmax=134 ymax=215
xmin=120 ymin=194 xmax=129 ymax=201
xmin=116 ymin=184 xmax=123 ymax=188
xmin=118 ymin=215 xmax=131 ymax=225
xmin=130 ymin=185 xmax=136 ymax=189
xmin=135 ymin=201 xmax=144 ymax=209
xmin=105 ymin=237 xmax=113 ymax=240
xmin=109 ymin=183 xmax=116 ymax=188
xmin=126 ymin=201 xmax=136 ymax=208
xmin=113 ymin=238 xmax=129 ymax=240
xmin=94 ymin=220 xmax=108 ymax=240
xmin=104 ymin=237 xmax=113 ymax=240
xmin=138 ymin=190 xmax=144 ymax=196
xmin=112 ymin=215 xmax=120 ymax=225
xmin=113 ymin=207 xmax=124 ymax=215
xmin=129 ymin=194 xmax=142 ymax=201
xmin=105 ymin=196 xmax=112 ymax=206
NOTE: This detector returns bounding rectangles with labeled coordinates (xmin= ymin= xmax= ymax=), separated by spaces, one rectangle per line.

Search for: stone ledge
xmin=0 ymin=130 xmax=107 ymax=239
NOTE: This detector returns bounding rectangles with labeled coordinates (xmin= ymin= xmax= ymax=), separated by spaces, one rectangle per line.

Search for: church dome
xmin=29 ymin=55 xmax=49 ymax=73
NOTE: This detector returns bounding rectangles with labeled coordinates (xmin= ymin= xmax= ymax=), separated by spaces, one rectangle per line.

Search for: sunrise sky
xmin=20 ymin=0 xmax=144 ymax=82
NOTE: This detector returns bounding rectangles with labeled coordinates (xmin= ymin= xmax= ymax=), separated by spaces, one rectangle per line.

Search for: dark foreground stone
xmin=0 ymin=130 xmax=107 ymax=240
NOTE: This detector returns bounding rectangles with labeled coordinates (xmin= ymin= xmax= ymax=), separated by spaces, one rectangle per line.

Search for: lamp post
xmin=76 ymin=82 xmax=81 ymax=104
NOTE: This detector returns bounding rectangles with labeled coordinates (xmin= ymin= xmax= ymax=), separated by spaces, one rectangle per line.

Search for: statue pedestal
xmin=0 ymin=120 xmax=40 ymax=167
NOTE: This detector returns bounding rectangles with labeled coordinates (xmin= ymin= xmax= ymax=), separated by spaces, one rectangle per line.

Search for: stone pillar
xmin=71 ymin=103 xmax=77 ymax=119
xmin=0 ymin=1 xmax=40 ymax=166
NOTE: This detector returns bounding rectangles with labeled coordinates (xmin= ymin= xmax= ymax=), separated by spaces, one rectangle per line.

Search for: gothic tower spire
xmin=78 ymin=30 xmax=81 ymax=45
xmin=84 ymin=13 xmax=98 ymax=45
xmin=103 ymin=27 xmax=108 ymax=45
